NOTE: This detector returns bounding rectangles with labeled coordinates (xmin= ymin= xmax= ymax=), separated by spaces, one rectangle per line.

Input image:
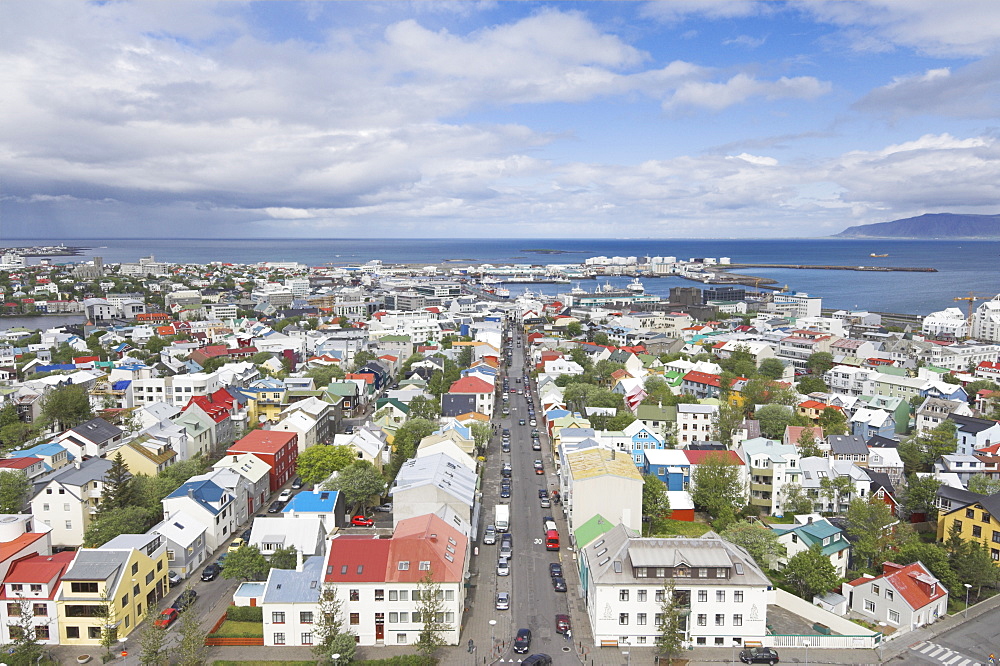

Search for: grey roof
xmin=64 ymin=549 xmax=128 ymax=589
xmin=828 ymin=435 xmax=868 ymax=455
xmin=950 ymin=414 xmax=1000 ymax=434
xmin=69 ymin=417 xmax=123 ymax=443
xmin=34 ymin=458 xmax=112 ymax=493
xmin=261 ymin=555 xmax=325 ymax=604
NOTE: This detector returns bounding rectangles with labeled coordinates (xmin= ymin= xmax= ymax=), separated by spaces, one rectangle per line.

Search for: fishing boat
xmin=870 ymin=253 xmax=889 ymax=258
xmin=627 ymin=277 xmax=645 ymax=292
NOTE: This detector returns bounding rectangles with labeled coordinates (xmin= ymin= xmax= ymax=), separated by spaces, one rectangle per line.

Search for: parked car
xmin=351 ymin=515 xmax=375 ymax=527
xmin=500 ymin=485 xmax=511 ymax=499
xmin=497 ymin=557 xmax=510 ymax=576
xmin=228 ymin=538 xmax=244 ymax=553
xmin=240 ymin=528 xmax=252 ymax=542
xmin=277 ymin=489 xmax=293 ymax=503
xmin=501 ymin=466 xmax=512 ymax=478
xmin=519 ymin=419 xmax=526 ymax=426
xmin=373 ymin=503 xmax=392 ymax=512
xmin=291 ymin=476 xmax=303 ymax=489
xmin=502 ymin=442 xmax=511 ymax=453
xmin=496 ymin=592 xmax=510 ymax=610
xmin=499 ymin=535 xmax=513 ymax=559
xmin=521 ymin=655 xmax=551 ymax=666
xmin=483 ymin=524 xmax=497 ymax=545
xmin=533 ymin=459 xmax=543 ymax=470
xmin=739 ymin=647 xmax=780 ymax=664
xmin=555 ymin=614 xmax=571 ymax=634
xmin=267 ymin=501 xmax=283 ymax=513
xmin=167 ymin=571 xmax=181 ymax=588
xmin=154 ymin=608 xmax=178 ymax=628
xmin=551 ymin=576 xmax=567 ymax=592
xmin=529 ymin=419 xmax=537 ymax=427
xmin=201 ymin=563 xmax=221 ymax=581
xmin=540 ymin=496 xmax=550 ymax=508
xmin=538 ymin=489 xmax=548 ymax=499
xmin=171 ymin=589 xmax=197 ymax=612
xmin=549 ymin=562 xmax=563 ymax=578
xmin=532 ymin=441 xmax=541 ymax=451
xmin=513 ymin=628 xmax=532 ymax=654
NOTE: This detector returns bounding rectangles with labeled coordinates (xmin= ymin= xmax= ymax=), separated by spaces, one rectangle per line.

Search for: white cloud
xmin=855 ymin=56 xmax=1000 ymax=118
xmin=727 ymin=153 xmax=779 ymax=166
xmin=723 ymin=34 xmax=767 ymax=49
xmin=665 ymin=73 xmax=831 ymax=110
xmin=640 ymin=1 xmax=769 ymax=23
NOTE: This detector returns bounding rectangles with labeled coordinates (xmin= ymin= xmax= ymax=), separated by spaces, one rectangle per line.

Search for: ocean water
xmin=2 ymin=238 xmax=998 ymax=315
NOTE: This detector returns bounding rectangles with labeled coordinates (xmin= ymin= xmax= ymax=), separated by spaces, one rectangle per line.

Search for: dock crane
xmin=954 ymin=292 xmax=985 ymax=338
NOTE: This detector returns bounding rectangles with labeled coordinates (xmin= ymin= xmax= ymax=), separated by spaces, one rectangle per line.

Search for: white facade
xmin=676 ymin=404 xmax=718 ymax=447
xmin=971 ymin=295 xmax=1000 ymax=342
xmin=922 ymin=307 xmax=967 ymax=339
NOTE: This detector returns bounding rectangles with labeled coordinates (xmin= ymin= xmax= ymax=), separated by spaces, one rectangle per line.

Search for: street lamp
xmin=489 ymin=619 xmax=497 ymax=658
xmin=965 ymin=583 xmax=972 ymax=617
xmin=803 ymin=639 xmax=810 ymax=666
xmin=331 ymin=653 xmax=340 ymax=666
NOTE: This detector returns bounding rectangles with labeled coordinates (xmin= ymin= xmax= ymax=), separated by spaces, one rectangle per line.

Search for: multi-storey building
xmin=739 ymin=438 xmax=800 ymax=517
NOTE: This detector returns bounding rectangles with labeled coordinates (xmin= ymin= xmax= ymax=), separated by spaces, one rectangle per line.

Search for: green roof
xmin=379 ymin=334 xmax=411 ymax=342
xmin=325 ymin=383 xmax=358 ymax=397
xmin=635 ymin=404 xmax=677 ymax=422
xmin=574 ymin=513 xmax=616 ymax=549
xmin=878 ymin=366 xmax=909 ymax=377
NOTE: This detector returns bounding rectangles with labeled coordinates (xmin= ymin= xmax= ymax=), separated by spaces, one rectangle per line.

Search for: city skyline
xmin=3 ymin=1 xmax=1000 ymax=239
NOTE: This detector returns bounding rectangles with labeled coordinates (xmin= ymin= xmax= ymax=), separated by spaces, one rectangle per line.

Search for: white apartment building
xmin=824 ymin=366 xmax=877 ymax=396
xmin=30 ymin=459 xmax=112 ymax=548
xmin=770 ymin=292 xmax=822 ymax=319
xmin=739 ymin=438 xmax=800 ymax=517
xmin=922 ymin=307 xmax=967 ymax=339
xmin=580 ymin=527 xmax=770 ymax=648
xmin=130 ymin=371 xmax=225 ymax=407
xmin=676 ymin=404 xmax=718 ymax=447
xmin=971 ymin=295 xmax=1000 ymax=342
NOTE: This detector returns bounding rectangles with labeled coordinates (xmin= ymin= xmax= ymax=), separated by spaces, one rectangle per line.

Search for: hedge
xmin=227 ymin=605 xmax=264 ymax=622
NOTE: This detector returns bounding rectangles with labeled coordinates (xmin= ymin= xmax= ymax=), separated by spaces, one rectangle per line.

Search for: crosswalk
xmin=911 ymin=641 xmax=984 ymax=666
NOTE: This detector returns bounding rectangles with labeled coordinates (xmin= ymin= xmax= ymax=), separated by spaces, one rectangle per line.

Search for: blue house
xmin=283 ymin=489 xmax=346 ymax=530
xmin=641 ymin=449 xmax=691 ymax=491
xmin=622 ymin=421 xmax=666 ymax=467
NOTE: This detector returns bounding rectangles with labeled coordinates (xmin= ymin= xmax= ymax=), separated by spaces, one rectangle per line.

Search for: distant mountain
xmin=834 ymin=213 xmax=1000 ymax=239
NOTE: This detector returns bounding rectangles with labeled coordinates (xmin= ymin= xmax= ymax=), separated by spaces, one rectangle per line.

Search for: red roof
xmin=880 ymin=562 xmax=948 ymax=610
xmin=325 ymin=536 xmax=391 ymax=583
xmin=448 ymin=376 xmax=493 ymax=394
xmin=184 ymin=388 xmax=235 ymax=423
xmin=345 ymin=373 xmax=375 ymax=384
xmin=683 ymin=450 xmax=744 ymax=466
xmin=0 ymin=551 xmax=76 ymax=595
xmin=0 ymin=533 xmax=49 ymax=566
xmin=387 ymin=514 xmax=467 ymax=584
xmin=0 ymin=457 xmax=41 ymax=470
xmin=229 ymin=429 xmax=297 ymax=455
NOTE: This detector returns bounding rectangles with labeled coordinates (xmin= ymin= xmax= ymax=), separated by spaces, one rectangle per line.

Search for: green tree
xmin=757 ymin=358 xmax=786 ymax=380
xmin=603 ymin=411 xmax=637 ymax=431
xmin=806 ymin=352 xmax=835 ymax=376
xmin=8 ymin=595 xmax=43 ymax=665
xmin=755 ymin=404 xmax=796 ymax=440
xmin=968 ymin=475 xmax=1000 ymax=495
xmin=720 ymin=520 xmax=786 ymax=569
xmin=306 ymin=364 xmax=346 ymax=388
xmin=845 ymin=497 xmax=897 ymax=574
xmin=174 ymin=587 xmax=209 ymax=666
xmin=923 ymin=419 xmax=959 ymax=463
xmin=818 ymin=475 xmax=856 ymax=514
xmin=40 ymin=383 xmax=93 ymax=431
xmin=391 ymin=418 xmax=436 ymax=461
xmin=99 ymin=451 xmax=136 ymax=515
xmin=471 ymin=422 xmax=492 ymax=453
xmin=222 ymin=545 xmax=270 ymax=581
xmin=817 ymin=407 xmax=848 ymax=436
xmin=83 ymin=505 xmax=158 ymax=547
xmin=899 ymin=474 xmax=942 ymax=520
xmin=781 ymin=483 xmax=815 ymax=516
xmin=797 ymin=376 xmax=828 ymax=394
xmin=352 ymin=350 xmax=377 ymax=372
xmin=0 ymin=421 xmax=36 ymax=450
xmin=407 ymin=394 xmax=440 ymax=421
xmin=642 ymin=474 xmax=671 ymax=536
xmin=296 ymin=445 xmax=355 ymax=485
xmin=896 ymin=541 xmax=960 ymax=597
xmin=712 ymin=402 xmax=744 ymax=447
xmin=655 ymin=579 xmax=685 ymax=665
xmin=783 ymin=544 xmax=841 ymax=599
xmin=270 ymin=545 xmax=298 ymax=570
xmin=329 ymin=461 xmax=386 ymax=514
xmin=796 ymin=427 xmax=822 ymax=458
xmin=313 ymin=586 xmax=355 ymax=664
xmin=592 ymin=332 xmax=610 ymax=346
xmin=718 ymin=344 xmax=756 ymax=378
xmin=415 ymin=570 xmax=447 ymax=657
xmin=691 ymin=452 xmax=746 ymax=530
xmin=565 ymin=321 xmax=583 ymax=338
xmin=136 ymin=607 xmax=169 ymax=666
xmin=0 ymin=471 xmax=31 ymax=514
xmin=0 ymin=404 xmax=20 ymax=430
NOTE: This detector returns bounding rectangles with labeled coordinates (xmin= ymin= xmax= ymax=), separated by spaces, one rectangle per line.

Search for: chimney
xmin=295 ymin=548 xmax=304 ymax=573
xmin=187 ymin=488 xmax=194 ymax=498
xmin=232 ymin=455 xmax=238 ymax=462
xmin=807 ymin=515 xmax=813 ymax=524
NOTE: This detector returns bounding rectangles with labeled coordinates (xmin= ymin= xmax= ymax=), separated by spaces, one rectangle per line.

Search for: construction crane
xmin=954 ymin=291 xmax=984 ymax=338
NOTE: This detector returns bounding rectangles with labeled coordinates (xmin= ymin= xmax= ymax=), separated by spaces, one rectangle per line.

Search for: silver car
xmin=483 ymin=524 xmax=497 ymax=545
xmin=496 ymin=592 xmax=510 ymax=610
xmin=497 ymin=557 xmax=510 ymax=576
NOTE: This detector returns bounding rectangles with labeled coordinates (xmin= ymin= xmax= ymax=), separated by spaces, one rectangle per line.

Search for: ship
xmin=870 ymin=253 xmax=889 ymax=258
xmin=627 ymin=277 xmax=645 ymax=292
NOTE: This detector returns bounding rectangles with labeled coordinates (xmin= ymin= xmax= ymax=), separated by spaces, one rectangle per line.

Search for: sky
xmin=3 ymin=1 xmax=1000 ymax=240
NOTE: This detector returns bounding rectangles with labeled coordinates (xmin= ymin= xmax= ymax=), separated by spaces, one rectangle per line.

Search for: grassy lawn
xmin=653 ymin=519 xmax=712 ymax=537
xmin=761 ymin=515 xmax=796 ymax=524
xmin=209 ymin=620 xmax=264 ymax=638
xmin=214 ymin=662 xmax=316 ymax=666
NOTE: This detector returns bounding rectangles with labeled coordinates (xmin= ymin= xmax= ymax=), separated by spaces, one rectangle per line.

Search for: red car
xmin=351 ymin=515 xmax=375 ymax=527
xmin=555 ymin=613 xmax=571 ymax=634
xmin=154 ymin=608 xmax=178 ymax=628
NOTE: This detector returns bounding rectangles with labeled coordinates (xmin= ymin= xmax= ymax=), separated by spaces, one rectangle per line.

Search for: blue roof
xmin=168 ymin=479 xmax=227 ymax=514
xmin=262 ymin=556 xmax=324 ymax=604
xmin=283 ymin=490 xmax=340 ymax=513
xmin=12 ymin=441 xmax=69 ymax=459
xmin=35 ymin=364 xmax=76 ymax=372
xmin=112 ymin=380 xmax=131 ymax=390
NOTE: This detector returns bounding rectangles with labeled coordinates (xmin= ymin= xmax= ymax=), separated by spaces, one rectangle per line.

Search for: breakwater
xmin=726 ymin=263 xmax=937 ymax=272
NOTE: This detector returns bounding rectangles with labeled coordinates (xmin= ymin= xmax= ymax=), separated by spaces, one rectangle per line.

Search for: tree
xmin=817 ymin=407 xmax=848 ymax=436
xmin=845 ymin=497 xmax=898 ymax=574
xmin=96 ymin=590 xmax=118 ymax=659
xmin=818 ymin=475 xmax=856 ymax=514
xmin=783 ymin=545 xmax=841 ymax=599
xmin=8 ymin=595 xmax=43 ymax=665
xmin=40 ymin=383 xmax=93 ymax=431
xmin=896 ymin=541 xmax=960 ymax=597
xmin=796 ymin=427 xmax=822 ymax=458
xmin=99 ymin=451 xmax=136 ymax=515
xmin=757 ymin=358 xmax=786 ymax=380
xmin=221 ymin=545 xmax=270 ymax=581
xmin=0 ymin=421 xmax=36 ymax=450
xmin=565 ymin=321 xmax=583 ymax=338
xmin=718 ymin=344 xmax=756 ymax=379
xmin=755 ymin=404 xmax=796 ymax=440
xmin=806 ymin=352 xmax=834 ymax=376
xmin=603 ymin=411 xmax=637 ymax=431
xmin=691 ymin=452 xmax=746 ymax=530
xmin=923 ymin=419 xmax=959 ymax=463
xmin=797 ymin=376 xmax=828 ymax=394
xmin=84 ymin=505 xmax=158 ymax=547
xmin=712 ymin=402 xmax=744 ymax=447
xmin=296 ymin=445 xmax=355 ymax=485
xmin=781 ymin=483 xmax=815 ymax=516
xmin=270 ymin=545 xmax=298 ymax=570
xmin=899 ymin=474 xmax=942 ymax=520
xmin=136 ymin=608 xmax=169 ymax=666
xmin=415 ymin=570 xmax=447 ymax=657
xmin=592 ymin=332 xmax=610 ymax=346
xmin=306 ymin=364 xmax=346 ymax=388
xmin=329 ymin=461 xmax=386 ymax=513
xmin=351 ymin=350 xmax=377 ymax=372
xmin=407 ymin=394 xmax=440 ymax=421
xmin=471 ymin=422 xmax=492 ymax=453
xmin=174 ymin=588 xmax=209 ymax=666
xmin=655 ymin=579 xmax=685 ymax=665
xmin=968 ymin=475 xmax=1000 ymax=495
xmin=0 ymin=471 xmax=31 ymax=514
xmin=720 ymin=520 xmax=786 ymax=569
xmin=642 ymin=475 xmax=671 ymax=536
xmin=313 ymin=586 xmax=356 ymax=665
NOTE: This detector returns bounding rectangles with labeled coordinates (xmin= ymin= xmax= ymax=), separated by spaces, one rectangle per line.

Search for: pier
xmin=726 ymin=263 xmax=937 ymax=272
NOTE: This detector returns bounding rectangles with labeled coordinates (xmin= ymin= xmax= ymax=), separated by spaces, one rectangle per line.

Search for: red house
xmin=227 ymin=430 xmax=299 ymax=492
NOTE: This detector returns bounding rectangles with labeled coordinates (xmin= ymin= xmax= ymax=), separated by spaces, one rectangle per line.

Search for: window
xmin=873 ymin=585 xmax=880 ymax=595
xmin=974 ymin=525 xmax=983 ymax=538
xmin=350 ymin=589 xmax=359 ymax=601
xmin=273 ymin=633 xmax=285 ymax=645
xmin=64 ymin=521 xmax=72 ymax=530
xmin=655 ymin=567 xmax=665 ymax=577
xmin=389 ymin=590 xmax=398 ymax=601
xmin=864 ymin=600 xmax=876 ymax=613
xmin=885 ymin=590 xmax=894 ymax=601
xmin=716 ymin=568 xmax=727 ymax=578
xmin=968 ymin=508 xmax=977 ymax=518
xmin=350 ymin=613 xmax=359 ymax=625
xmin=133 ymin=584 xmax=140 ymax=597
xmin=5 ymin=603 xmax=18 ymax=615
xmin=375 ymin=589 xmax=384 ymax=602
xmin=955 ymin=519 xmax=964 ymax=532
xmin=637 ymin=636 xmax=646 ymax=644
xmin=637 ymin=613 xmax=647 ymax=626
xmin=620 ymin=590 xmax=629 ymax=602
xmin=716 ymin=590 xmax=725 ymax=602
xmin=411 ymin=611 xmax=421 ymax=623
xmin=984 ymin=512 xmax=992 ymax=523
xmin=715 ymin=637 xmax=725 ymax=646
xmin=396 ymin=633 xmax=407 ymax=644
xmin=272 ymin=612 xmax=285 ymax=624
xmin=697 ymin=590 xmax=707 ymax=603
xmin=300 ymin=611 xmax=313 ymax=624
xmin=145 ymin=571 xmax=154 ymax=585
xmin=734 ymin=591 xmax=744 ymax=603
xmin=35 ymin=625 xmax=49 ymax=640
xmin=70 ymin=582 xmax=99 ymax=594
xmin=697 ymin=614 xmax=706 ymax=626
xmin=132 ymin=563 xmax=139 ymax=576
xmin=66 ymin=627 xmax=80 ymax=639
xmin=697 ymin=568 xmax=707 ymax=578
xmin=32 ymin=603 xmax=46 ymax=617
xmin=733 ymin=614 xmax=743 ymax=626
xmin=655 ymin=589 xmax=665 ymax=603
xmin=673 ymin=566 xmax=689 ymax=577
xmin=88 ymin=627 xmax=103 ymax=640
xmin=715 ymin=614 xmax=725 ymax=626
xmin=120 ymin=594 xmax=128 ymax=608
xmin=791 ymin=534 xmax=798 ymax=543
xmin=301 ymin=632 xmax=313 ymax=645
xmin=637 ymin=590 xmax=647 ymax=602
xmin=888 ymin=609 xmax=900 ymax=624
xmin=42 ymin=504 xmax=49 ymax=512
xmin=696 ymin=637 xmax=706 ymax=645
xmin=619 ymin=613 xmax=628 ymax=625
xmin=635 ymin=567 xmax=647 ymax=578
xmin=400 ymin=590 xmax=409 ymax=601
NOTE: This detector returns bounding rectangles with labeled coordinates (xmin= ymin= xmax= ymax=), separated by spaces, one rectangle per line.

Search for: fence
xmin=763 ymin=634 xmax=880 ymax=649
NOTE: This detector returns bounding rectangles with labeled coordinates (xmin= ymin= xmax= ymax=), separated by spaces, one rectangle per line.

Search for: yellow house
xmin=114 ymin=437 xmax=178 ymax=477
xmin=57 ymin=533 xmax=169 ymax=646
xmin=936 ymin=488 xmax=1000 ymax=562
xmin=241 ymin=380 xmax=287 ymax=424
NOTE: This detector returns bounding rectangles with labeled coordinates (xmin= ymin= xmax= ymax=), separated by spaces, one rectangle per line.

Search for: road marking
xmin=911 ymin=641 xmax=982 ymax=666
